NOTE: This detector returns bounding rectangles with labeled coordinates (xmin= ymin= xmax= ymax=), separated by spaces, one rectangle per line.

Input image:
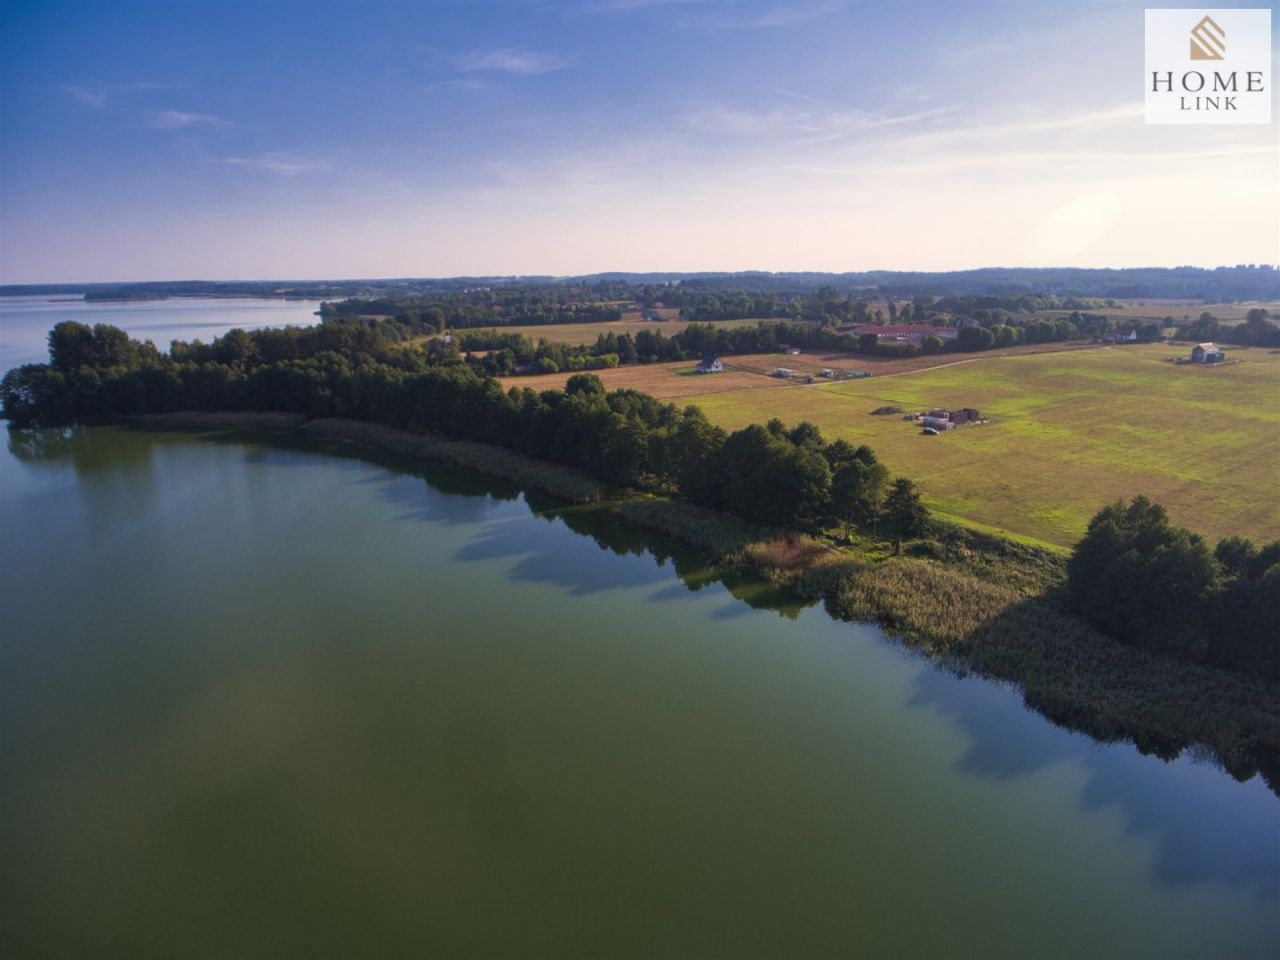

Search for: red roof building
xmin=851 ymin=324 xmax=957 ymax=344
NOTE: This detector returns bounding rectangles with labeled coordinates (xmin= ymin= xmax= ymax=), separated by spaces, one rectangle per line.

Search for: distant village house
xmin=696 ymin=355 xmax=724 ymax=374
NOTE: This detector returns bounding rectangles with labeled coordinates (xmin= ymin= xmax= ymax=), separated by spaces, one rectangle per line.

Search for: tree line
xmin=2 ymin=320 xmax=929 ymax=539
xmin=1177 ymin=309 xmax=1278 ymax=348
xmin=8 ymin=265 xmax=1276 ymax=303
xmin=1068 ymin=497 xmax=1279 ymax=681
xmin=457 ymin=314 xmax=1103 ymax=377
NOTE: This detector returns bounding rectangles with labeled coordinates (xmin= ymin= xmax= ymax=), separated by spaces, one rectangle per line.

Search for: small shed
xmin=696 ymin=355 xmax=724 ymax=374
xmin=1191 ymin=342 xmax=1224 ymax=363
xmin=772 ymin=368 xmax=795 ymax=378
xmin=640 ymin=309 xmax=661 ymax=322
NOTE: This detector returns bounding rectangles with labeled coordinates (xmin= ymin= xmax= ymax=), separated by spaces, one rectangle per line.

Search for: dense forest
xmin=3 ymin=318 xmax=1276 ymax=687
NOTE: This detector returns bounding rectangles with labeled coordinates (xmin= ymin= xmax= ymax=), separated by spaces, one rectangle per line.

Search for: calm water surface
xmin=0 ymin=295 xmax=325 ymax=369
xmin=1 ymin=427 xmax=1277 ymax=958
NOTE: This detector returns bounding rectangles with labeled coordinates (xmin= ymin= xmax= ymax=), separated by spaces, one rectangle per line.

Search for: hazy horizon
xmin=2 ymin=0 xmax=1277 ymax=283
xmin=4 ymin=263 xmax=1280 ymax=289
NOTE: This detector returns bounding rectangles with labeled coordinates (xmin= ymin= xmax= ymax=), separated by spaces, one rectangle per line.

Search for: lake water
xmin=0 ymin=295 xmax=326 ymax=371
xmin=1 ymin=425 xmax=1277 ymax=958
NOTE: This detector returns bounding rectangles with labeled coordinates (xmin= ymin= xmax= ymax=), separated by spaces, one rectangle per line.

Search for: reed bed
xmin=137 ymin=411 xmax=308 ymax=431
xmin=612 ymin=498 xmax=778 ymax=558
xmin=303 ymin=418 xmax=605 ymax=503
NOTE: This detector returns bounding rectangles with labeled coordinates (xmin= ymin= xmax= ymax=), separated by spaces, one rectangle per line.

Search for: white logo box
xmin=1145 ymin=8 xmax=1273 ymax=124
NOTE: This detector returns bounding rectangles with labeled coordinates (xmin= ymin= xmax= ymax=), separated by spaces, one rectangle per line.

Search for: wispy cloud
xmin=585 ymin=0 xmax=700 ymax=11
xmin=687 ymin=102 xmax=955 ymax=143
xmin=63 ymin=81 xmax=169 ymax=108
xmin=147 ymin=110 xmax=230 ymax=130
xmin=457 ymin=46 xmax=571 ymax=75
xmin=944 ymin=28 xmax=1038 ymax=66
xmin=586 ymin=0 xmax=842 ymax=28
xmin=775 ymin=105 xmax=1173 ymax=184
xmin=423 ymin=77 xmax=495 ymax=94
xmin=880 ymin=104 xmax=1146 ymax=152
xmin=689 ymin=1 xmax=845 ymax=30
xmin=225 ymin=152 xmax=330 ymax=176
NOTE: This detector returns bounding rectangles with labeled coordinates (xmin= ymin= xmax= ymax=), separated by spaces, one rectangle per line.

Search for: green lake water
xmin=1 ymin=426 xmax=1277 ymax=958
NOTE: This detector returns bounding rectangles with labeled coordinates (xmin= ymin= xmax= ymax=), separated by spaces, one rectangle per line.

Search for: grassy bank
xmin=301 ymin=418 xmax=605 ymax=503
xmin=138 ymin=410 xmax=309 ymax=431
xmin=136 ymin=412 xmax=605 ymax=503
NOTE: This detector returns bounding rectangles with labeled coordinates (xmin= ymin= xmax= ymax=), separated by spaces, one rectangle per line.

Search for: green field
xmin=429 ymin=316 xmax=782 ymax=347
xmin=1040 ymin=299 xmax=1280 ymax=326
xmin=683 ymin=344 xmax=1280 ymax=550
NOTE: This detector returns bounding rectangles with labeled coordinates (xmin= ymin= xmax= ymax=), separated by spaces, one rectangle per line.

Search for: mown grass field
xmin=1040 ymin=299 xmax=1280 ymax=326
xmin=497 ymin=343 xmax=1105 ymax=400
xmin=418 ymin=315 xmax=779 ymax=348
xmin=501 ymin=355 xmax=800 ymax=400
xmin=681 ymin=343 xmax=1280 ymax=550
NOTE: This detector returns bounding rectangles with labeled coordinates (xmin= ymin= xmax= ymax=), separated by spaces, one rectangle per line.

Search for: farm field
xmin=1040 ymin=299 xmax=1280 ymax=326
xmin=501 ymin=355 xmax=801 ymax=400
xmin=496 ymin=342 xmax=1108 ymax=400
xmin=419 ymin=315 xmax=782 ymax=348
xmin=681 ymin=343 xmax=1280 ymax=550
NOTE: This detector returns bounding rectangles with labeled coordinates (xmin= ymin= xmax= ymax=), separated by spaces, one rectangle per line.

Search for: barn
xmin=1191 ymin=343 xmax=1224 ymax=363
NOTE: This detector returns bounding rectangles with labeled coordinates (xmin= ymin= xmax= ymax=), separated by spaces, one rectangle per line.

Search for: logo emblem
xmin=1189 ymin=14 xmax=1225 ymax=60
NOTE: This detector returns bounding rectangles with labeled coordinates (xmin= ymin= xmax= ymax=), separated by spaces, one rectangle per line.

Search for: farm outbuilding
xmin=920 ymin=408 xmax=980 ymax=430
xmin=696 ymin=355 xmax=724 ymax=373
xmin=850 ymin=324 xmax=958 ymax=345
xmin=1191 ymin=343 xmax=1224 ymax=363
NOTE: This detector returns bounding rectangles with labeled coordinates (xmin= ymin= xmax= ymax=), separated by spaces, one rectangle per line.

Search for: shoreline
xmin=129 ymin=411 xmax=1280 ymax=794
xmin=135 ymin=411 xmax=605 ymax=503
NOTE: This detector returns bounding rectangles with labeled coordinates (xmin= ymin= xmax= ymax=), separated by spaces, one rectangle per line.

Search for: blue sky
xmin=1 ymin=0 xmax=1276 ymax=281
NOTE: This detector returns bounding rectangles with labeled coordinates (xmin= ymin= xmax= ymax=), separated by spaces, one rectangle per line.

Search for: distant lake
xmin=0 ymin=296 xmax=326 ymax=370
xmin=1 ymin=425 xmax=1277 ymax=958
